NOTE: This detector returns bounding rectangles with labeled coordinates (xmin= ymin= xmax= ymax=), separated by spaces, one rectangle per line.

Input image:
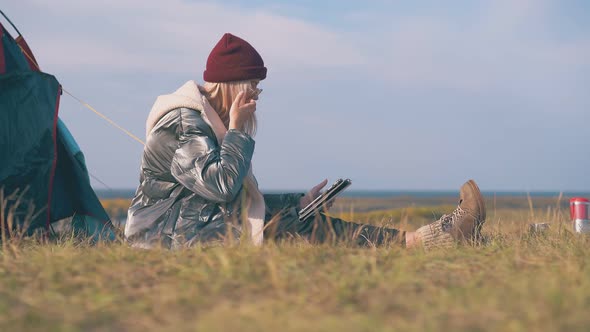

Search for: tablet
xmin=298 ymin=178 xmax=352 ymax=222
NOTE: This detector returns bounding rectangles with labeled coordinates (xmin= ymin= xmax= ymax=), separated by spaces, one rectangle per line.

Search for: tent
xmin=0 ymin=12 xmax=114 ymax=239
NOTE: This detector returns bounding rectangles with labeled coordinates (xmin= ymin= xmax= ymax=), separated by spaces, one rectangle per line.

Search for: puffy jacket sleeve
xmin=170 ymin=110 xmax=255 ymax=203
xmin=264 ymin=193 xmax=304 ymax=220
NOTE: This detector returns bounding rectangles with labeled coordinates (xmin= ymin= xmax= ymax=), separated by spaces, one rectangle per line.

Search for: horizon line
xmin=94 ymin=187 xmax=590 ymax=196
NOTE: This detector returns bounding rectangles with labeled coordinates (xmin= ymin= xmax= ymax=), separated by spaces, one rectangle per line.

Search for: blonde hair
xmin=200 ymin=81 xmax=261 ymax=225
xmin=200 ymin=80 xmax=258 ymax=137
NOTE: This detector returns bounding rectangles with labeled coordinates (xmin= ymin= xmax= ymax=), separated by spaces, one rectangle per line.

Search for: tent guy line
xmin=61 ymin=89 xmax=146 ymax=146
xmin=15 ymin=42 xmax=147 ymax=147
xmin=0 ymin=9 xmax=146 ymax=148
xmin=88 ymin=172 xmax=113 ymax=191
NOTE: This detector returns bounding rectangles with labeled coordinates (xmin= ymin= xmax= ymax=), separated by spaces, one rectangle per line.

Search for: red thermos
xmin=570 ymin=197 xmax=590 ymax=233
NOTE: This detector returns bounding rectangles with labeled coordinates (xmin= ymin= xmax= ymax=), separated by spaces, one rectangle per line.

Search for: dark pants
xmin=264 ymin=212 xmax=405 ymax=247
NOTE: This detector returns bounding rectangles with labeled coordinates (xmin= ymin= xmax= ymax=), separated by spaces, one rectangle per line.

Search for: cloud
xmin=370 ymin=1 xmax=590 ymax=92
xmin=10 ymin=0 xmax=589 ymax=98
xmin=11 ymin=0 xmax=366 ymax=74
xmin=349 ymin=0 xmax=590 ymax=114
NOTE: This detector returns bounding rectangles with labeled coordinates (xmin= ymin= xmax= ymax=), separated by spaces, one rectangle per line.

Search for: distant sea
xmin=95 ymin=189 xmax=590 ymax=200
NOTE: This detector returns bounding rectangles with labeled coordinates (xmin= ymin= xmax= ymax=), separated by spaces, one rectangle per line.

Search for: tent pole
xmin=0 ymin=10 xmax=23 ymax=37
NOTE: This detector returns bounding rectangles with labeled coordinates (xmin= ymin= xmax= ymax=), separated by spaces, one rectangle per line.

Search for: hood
xmin=145 ymin=80 xmax=225 ymax=143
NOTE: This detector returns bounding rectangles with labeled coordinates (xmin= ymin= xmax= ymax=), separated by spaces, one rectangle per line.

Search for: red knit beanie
xmin=203 ymin=33 xmax=267 ymax=83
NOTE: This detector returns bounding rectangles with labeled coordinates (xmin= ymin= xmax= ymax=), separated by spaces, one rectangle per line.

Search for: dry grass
xmin=1 ymin=196 xmax=589 ymax=331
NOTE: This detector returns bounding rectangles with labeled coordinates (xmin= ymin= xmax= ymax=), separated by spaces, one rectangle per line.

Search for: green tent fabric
xmin=0 ymin=15 xmax=114 ymax=239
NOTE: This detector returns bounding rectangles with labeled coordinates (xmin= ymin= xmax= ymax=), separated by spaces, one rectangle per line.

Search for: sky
xmin=2 ymin=0 xmax=590 ymax=192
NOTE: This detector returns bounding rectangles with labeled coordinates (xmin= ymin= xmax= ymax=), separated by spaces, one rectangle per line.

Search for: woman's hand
xmin=299 ymin=179 xmax=333 ymax=210
xmin=229 ymin=91 xmax=256 ymax=131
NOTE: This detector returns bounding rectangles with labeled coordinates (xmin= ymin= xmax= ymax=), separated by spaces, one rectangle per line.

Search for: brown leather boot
xmin=415 ymin=179 xmax=486 ymax=250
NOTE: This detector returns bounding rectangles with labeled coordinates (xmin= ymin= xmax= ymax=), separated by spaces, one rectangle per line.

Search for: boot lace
xmin=440 ymin=205 xmax=466 ymax=232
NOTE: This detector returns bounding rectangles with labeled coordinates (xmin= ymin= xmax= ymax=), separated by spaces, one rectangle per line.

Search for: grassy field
xmin=1 ymin=196 xmax=589 ymax=331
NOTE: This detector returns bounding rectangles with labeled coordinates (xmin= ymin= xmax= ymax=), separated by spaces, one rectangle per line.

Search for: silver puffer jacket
xmin=125 ymin=83 xmax=302 ymax=248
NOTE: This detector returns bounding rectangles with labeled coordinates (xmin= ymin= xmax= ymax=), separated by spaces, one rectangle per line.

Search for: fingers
xmin=233 ymin=91 xmax=257 ymax=114
xmin=232 ymin=91 xmax=245 ymax=108
xmin=239 ymin=90 xmax=247 ymax=105
xmin=241 ymin=100 xmax=257 ymax=112
xmin=310 ymin=179 xmax=328 ymax=197
xmin=313 ymin=179 xmax=328 ymax=193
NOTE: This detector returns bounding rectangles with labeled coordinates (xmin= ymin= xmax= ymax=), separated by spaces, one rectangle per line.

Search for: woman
xmin=125 ymin=33 xmax=486 ymax=250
